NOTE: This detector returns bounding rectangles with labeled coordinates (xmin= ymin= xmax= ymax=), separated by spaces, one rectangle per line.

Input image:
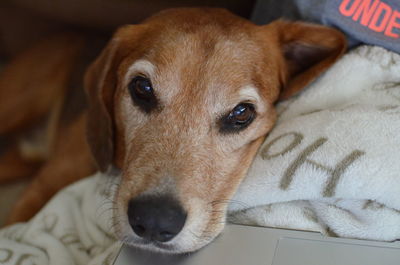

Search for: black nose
xmin=128 ymin=196 xmax=187 ymax=242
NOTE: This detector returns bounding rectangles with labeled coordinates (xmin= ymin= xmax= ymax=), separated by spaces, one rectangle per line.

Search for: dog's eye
xmin=220 ymin=103 xmax=256 ymax=133
xmin=128 ymin=76 xmax=157 ymax=112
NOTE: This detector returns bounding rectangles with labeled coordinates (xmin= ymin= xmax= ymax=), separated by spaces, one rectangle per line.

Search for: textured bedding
xmin=229 ymin=45 xmax=400 ymax=241
xmin=0 ymin=174 xmax=120 ymax=265
xmin=0 ymin=45 xmax=399 ymax=264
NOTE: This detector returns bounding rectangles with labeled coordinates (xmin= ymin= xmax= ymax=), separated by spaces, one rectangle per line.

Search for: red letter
xmin=352 ymin=0 xmax=380 ymax=26
xmin=369 ymin=1 xmax=392 ymax=32
xmin=385 ymin=10 xmax=400 ymax=38
xmin=339 ymin=0 xmax=362 ymax=16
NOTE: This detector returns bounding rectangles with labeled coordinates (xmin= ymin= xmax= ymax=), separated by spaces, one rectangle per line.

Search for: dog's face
xmin=85 ymin=8 xmax=345 ymax=253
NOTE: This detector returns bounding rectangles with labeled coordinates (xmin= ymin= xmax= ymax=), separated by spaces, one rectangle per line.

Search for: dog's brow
xmin=124 ymin=59 xmax=156 ymax=83
xmin=239 ymin=86 xmax=262 ymax=103
xmin=237 ymin=86 xmax=267 ymax=114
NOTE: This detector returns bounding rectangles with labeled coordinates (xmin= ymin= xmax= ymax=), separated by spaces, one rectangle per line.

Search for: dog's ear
xmin=84 ymin=25 xmax=145 ymax=172
xmin=264 ymin=20 xmax=346 ymax=100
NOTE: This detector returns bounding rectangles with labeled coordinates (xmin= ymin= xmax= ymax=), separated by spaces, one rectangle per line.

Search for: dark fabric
xmin=252 ymin=0 xmax=400 ymax=54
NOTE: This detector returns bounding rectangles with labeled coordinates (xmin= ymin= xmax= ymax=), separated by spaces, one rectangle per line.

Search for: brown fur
xmin=1 ymin=8 xmax=346 ymax=253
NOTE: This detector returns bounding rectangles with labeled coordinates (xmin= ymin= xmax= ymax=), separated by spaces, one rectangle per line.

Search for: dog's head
xmin=85 ymin=8 xmax=346 ymax=253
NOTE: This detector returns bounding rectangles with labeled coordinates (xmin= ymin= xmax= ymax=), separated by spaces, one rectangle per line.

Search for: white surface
xmin=114 ymin=225 xmax=400 ymax=265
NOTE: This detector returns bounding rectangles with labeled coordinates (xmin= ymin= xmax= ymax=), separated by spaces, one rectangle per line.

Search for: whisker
xmin=209 ymin=199 xmax=250 ymax=208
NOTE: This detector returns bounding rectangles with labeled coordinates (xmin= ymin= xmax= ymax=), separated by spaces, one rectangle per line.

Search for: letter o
xmin=261 ymin=132 xmax=303 ymax=160
xmin=0 ymin=249 xmax=12 ymax=263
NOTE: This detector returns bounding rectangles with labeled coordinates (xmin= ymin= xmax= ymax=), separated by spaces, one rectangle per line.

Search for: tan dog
xmin=0 ymin=8 xmax=346 ymax=253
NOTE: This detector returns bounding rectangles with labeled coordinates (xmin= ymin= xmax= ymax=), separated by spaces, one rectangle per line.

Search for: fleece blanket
xmin=0 ymin=45 xmax=399 ymax=265
xmin=0 ymin=174 xmax=120 ymax=265
xmin=229 ymin=45 xmax=400 ymax=241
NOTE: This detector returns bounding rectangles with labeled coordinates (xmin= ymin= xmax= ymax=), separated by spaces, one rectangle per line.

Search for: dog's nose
xmin=127 ymin=196 xmax=187 ymax=242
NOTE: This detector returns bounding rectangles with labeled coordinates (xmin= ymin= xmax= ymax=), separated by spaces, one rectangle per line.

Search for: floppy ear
xmin=266 ymin=20 xmax=347 ymax=100
xmin=84 ymin=25 xmax=145 ymax=172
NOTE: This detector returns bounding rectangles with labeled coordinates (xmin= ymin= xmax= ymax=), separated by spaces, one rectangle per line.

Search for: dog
xmin=0 ymin=8 xmax=346 ymax=253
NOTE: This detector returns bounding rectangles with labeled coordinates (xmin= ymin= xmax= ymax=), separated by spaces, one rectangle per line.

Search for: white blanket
xmin=229 ymin=45 xmax=400 ymax=241
xmin=0 ymin=45 xmax=399 ymax=265
xmin=0 ymin=174 xmax=120 ymax=265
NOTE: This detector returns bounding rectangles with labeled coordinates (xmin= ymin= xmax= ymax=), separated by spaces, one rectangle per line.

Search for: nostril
xmin=132 ymin=224 xmax=146 ymax=237
xmin=127 ymin=196 xmax=187 ymax=243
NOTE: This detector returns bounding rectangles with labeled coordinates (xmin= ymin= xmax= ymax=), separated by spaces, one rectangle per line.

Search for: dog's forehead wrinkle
xmin=151 ymin=29 xmax=257 ymax=69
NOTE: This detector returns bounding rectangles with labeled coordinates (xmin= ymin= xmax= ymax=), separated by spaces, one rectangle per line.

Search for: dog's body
xmin=0 ymin=8 xmax=346 ymax=253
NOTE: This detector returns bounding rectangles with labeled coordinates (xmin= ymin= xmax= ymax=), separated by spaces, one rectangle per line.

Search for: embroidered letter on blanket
xmin=261 ymin=132 xmax=365 ymax=197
